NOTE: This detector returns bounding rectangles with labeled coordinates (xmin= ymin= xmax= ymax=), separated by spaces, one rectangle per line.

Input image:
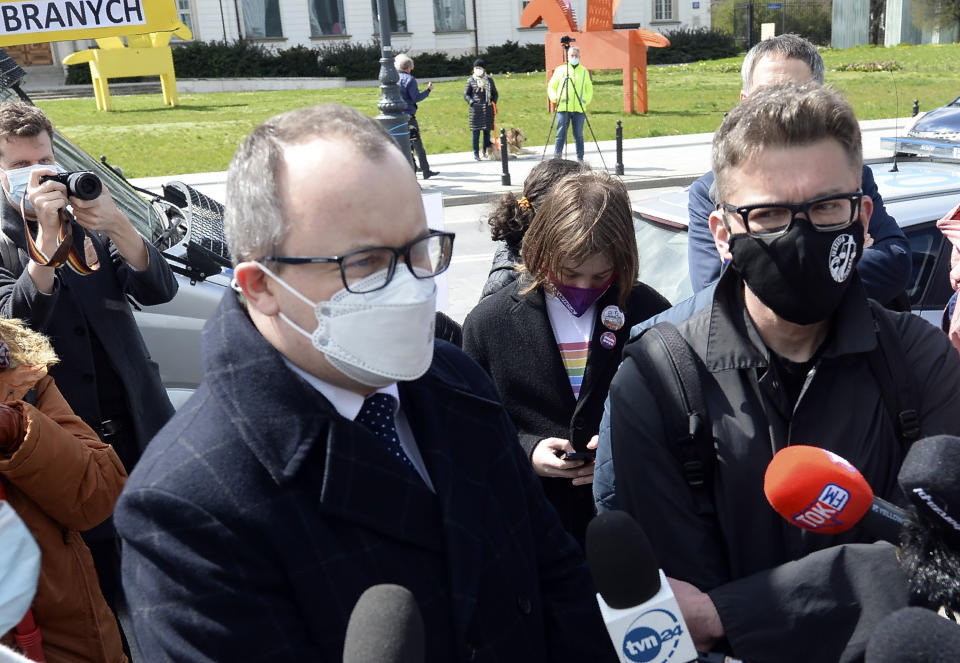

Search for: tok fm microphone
xmin=342 ymin=584 xmax=424 ymax=663
xmin=764 ymin=445 xmax=908 ymax=544
xmin=586 ymin=510 xmax=699 ymax=663
xmin=865 ymin=606 xmax=960 ymax=663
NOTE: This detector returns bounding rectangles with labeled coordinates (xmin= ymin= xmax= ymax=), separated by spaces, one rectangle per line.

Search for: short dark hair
xmin=519 ymin=171 xmax=638 ymax=310
xmin=741 ymin=33 xmax=825 ymax=92
xmin=0 ymin=102 xmax=53 ymax=157
xmin=224 ymin=103 xmax=398 ymax=264
xmin=713 ymin=82 xmax=862 ymax=202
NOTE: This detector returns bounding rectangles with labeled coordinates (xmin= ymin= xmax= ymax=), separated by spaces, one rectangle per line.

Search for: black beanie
xmin=473 ymin=59 xmax=485 ymax=69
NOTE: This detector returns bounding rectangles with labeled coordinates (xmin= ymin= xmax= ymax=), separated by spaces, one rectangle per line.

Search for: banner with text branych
xmin=0 ymin=0 xmax=181 ymax=46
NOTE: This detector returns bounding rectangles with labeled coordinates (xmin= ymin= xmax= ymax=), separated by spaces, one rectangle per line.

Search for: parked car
xmin=0 ymin=51 xmax=231 ymax=408
xmin=633 ymin=157 xmax=960 ymax=327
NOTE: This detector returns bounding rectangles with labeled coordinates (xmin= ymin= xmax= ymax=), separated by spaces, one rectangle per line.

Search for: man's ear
xmin=709 ymin=209 xmax=733 ymax=263
xmin=234 ymin=261 xmax=280 ymax=316
xmin=859 ymin=194 xmax=874 ymax=234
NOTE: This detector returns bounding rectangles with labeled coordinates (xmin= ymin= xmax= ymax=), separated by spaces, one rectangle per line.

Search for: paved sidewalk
xmin=129 ymin=117 xmax=908 ymax=206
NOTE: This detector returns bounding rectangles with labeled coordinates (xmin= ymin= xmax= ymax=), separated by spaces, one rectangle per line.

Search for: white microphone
xmin=586 ymin=511 xmax=699 ymax=663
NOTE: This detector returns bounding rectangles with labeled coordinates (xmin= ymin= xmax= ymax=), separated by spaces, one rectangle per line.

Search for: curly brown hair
xmin=487 ymin=158 xmax=585 ymax=250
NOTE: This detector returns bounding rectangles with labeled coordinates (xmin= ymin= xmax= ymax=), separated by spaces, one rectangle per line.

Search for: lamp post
xmin=375 ymin=0 xmax=413 ymax=166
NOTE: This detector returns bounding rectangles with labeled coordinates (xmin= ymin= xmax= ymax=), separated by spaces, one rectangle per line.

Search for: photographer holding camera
xmin=548 ymin=40 xmax=592 ymax=162
xmin=0 ymin=101 xmax=177 ymax=654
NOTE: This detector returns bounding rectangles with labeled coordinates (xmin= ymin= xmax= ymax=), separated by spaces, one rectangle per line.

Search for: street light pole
xmin=375 ymin=0 xmax=413 ymax=166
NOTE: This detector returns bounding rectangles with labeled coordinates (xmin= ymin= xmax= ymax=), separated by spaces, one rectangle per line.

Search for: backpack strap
xmin=864 ymin=300 xmax=921 ymax=447
xmin=626 ymin=322 xmax=716 ymax=517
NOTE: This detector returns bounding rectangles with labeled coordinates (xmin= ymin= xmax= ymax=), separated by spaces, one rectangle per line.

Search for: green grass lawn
xmin=36 ymin=42 xmax=960 ymax=178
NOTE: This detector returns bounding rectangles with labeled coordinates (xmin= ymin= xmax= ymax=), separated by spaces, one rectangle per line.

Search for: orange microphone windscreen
xmin=764 ymin=445 xmax=874 ymax=535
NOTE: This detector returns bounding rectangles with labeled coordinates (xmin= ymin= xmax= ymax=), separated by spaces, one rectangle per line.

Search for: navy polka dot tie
xmin=355 ymin=393 xmax=416 ymax=471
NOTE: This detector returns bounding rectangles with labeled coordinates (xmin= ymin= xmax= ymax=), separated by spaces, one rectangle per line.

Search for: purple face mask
xmin=550 ymin=274 xmax=615 ymax=317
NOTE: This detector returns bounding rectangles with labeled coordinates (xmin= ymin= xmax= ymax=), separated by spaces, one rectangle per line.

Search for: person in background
xmin=0 ymin=317 xmax=126 ymax=662
xmin=463 ymin=171 xmax=670 ymax=547
xmin=480 ymin=158 xmax=583 ymax=301
xmin=396 ymin=53 xmax=439 ymax=181
xmin=548 ymin=45 xmax=593 ymax=162
xmin=464 ymin=59 xmax=498 ymax=161
xmin=0 ymin=102 xmax=177 ymax=640
xmin=937 ymin=203 xmax=960 ymax=355
xmin=116 ymin=103 xmax=616 ymax=662
xmin=686 ymin=34 xmax=910 ymax=306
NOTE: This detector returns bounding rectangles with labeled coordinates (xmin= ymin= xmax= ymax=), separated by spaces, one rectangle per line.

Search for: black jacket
xmin=479 ymin=240 xmax=520 ymax=302
xmin=116 ymin=291 xmax=617 ymax=662
xmin=596 ymin=269 xmax=960 ymax=662
xmin=462 ymin=280 xmax=670 ymax=544
xmin=0 ymin=198 xmax=176 ymax=463
xmin=464 ymin=75 xmax=498 ymax=131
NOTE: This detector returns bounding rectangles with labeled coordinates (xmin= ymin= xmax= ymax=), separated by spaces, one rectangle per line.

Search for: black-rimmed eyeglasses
xmin=261 ymin=231 xmax=455 ymax=294
xmin=720 ymin=191 xmax=863 ymax=238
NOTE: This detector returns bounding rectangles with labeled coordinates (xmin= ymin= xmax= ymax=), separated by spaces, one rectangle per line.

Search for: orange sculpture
xmin=521 ymin=0 xmax=670 ymax=114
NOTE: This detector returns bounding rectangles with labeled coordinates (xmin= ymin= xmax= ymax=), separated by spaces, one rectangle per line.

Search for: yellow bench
xmin=62 ymin=21 xmax=192 ymax=111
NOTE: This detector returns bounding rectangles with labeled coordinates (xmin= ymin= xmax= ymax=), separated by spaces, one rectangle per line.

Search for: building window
xmin=434 ymin=0 xmax=466 ymax=31
xmin=371 ymin=0 xmax=407 ymax=33
xmin=653 ymin=0 xmax=675 ymax=21
xmin=176 ymin=0 xmax=194 ymax=34
xmin=242 ymin=0 xmax=283 ymax=37
xmin=310 ymin=0 xmax=345 ymax=35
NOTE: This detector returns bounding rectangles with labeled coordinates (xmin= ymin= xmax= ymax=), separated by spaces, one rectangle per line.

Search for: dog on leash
xmin=484 ymin=128 xmax=530 ymax=160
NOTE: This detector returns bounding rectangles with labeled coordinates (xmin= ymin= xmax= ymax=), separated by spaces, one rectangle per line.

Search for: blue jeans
xmin=472 ymin=129 xmax=492 ymax=155
xmin=554 ymin=111 xmax=585 ymax=160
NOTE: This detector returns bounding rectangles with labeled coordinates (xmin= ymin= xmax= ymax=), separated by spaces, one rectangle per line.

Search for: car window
xmin=903 ymin=222 xmax=951 ymax=309
xmin=634 ymin=215 xmax=694 ymax=305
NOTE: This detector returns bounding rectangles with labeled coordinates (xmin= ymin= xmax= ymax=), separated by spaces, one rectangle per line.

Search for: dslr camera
xmin=39 ymin=171 xmax=103 ymax=201
xmin=560 ymin=34 xmax=576 ymax=49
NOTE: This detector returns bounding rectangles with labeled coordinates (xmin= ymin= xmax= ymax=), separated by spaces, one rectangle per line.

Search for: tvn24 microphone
xmin=342 ymin=584 xmax=424 ymax=663
xmin=764 ymin=445 xmax=908 ymax=543
xmin=865 ymin=607 xmax=960 ymax=663
xmin=587 ymin=510 xmax=736 ymax=663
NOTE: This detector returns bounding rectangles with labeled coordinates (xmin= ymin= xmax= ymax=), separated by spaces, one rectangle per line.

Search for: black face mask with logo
xmin=728 ymin=216 xmax=865 ymax=326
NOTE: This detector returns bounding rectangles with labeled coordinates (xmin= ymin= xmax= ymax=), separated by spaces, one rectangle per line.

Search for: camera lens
xmin=67 ymin=172 xmax=102 ymax=200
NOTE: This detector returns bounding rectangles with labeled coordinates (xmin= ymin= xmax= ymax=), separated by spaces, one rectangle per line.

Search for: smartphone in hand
xmin=562 ymin=451 xmax=596 ymax=461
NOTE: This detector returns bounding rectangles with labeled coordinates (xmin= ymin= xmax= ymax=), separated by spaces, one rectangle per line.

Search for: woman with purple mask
xmin=462 ymin=171 xmax=670 ymax=547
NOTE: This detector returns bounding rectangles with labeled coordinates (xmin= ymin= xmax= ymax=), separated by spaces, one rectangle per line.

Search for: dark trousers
xmin=472 ymin=129 xmax=492 ymax=155
xmin=408 ymin=115 xmax=431 ymax=171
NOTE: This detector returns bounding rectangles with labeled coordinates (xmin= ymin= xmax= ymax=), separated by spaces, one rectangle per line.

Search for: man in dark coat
xmin=396 ymin=53 xmax=438 ymax=180
xmin=0 ymin=101 xmax=177 ymax=629
xmin=116 ymin=103 xmax=616 ymax=662
xmin=596 ymin=83 xmax=960 ymax=662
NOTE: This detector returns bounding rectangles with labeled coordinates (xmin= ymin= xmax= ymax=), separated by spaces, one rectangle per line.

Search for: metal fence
xmin=731 ymin=1 xmax=833 ymax=49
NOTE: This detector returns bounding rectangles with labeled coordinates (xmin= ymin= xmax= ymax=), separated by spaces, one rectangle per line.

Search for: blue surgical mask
xmin=0 ymin=500 xmax=39 ymax=634
xmin=569 ymin=57 xmax=580 ymax=66
xmin=3 ymin=163 xmax=63 ymax=213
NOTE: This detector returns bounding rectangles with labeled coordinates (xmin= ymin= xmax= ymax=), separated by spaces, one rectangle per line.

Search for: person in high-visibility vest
xmin=547 ymin=46 xmax=593 ymax=162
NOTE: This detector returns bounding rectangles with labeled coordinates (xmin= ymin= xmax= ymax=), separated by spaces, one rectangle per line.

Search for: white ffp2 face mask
xmin=258 ymin=263 xmax=437 ymax=387
xmin=0 ymin=500 xmax=40 ymax=634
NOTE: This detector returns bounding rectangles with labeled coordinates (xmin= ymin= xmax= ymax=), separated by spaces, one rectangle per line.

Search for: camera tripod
xmin=542 ymin=36 xmax=607 ymax=169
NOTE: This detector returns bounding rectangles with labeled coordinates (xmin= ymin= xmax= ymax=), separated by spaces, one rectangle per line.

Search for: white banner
xmin=0 ymin=0 xmax=146 ymax=35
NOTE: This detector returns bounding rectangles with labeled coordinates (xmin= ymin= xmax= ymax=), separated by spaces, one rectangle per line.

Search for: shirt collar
xmin=282 ymin=358 xmax=400 ymax=421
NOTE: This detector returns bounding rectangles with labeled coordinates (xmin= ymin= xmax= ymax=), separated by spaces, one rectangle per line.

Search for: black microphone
xmin=897 ymin=435 xmax=960 ymax=616
xmin=865 ymin=607 xmax=960 ymax=663
xmin=342 ymin=584 xmax=424 ymax=663
xmin=586 ymin=511 xmax=699 ymax=663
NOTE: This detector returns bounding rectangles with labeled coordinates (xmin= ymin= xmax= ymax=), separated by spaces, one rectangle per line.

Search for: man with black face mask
xmin=595 ymin=83 xmax=960 ymax=663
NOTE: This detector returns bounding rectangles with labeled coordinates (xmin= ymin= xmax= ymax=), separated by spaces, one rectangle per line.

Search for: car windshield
xmin=0 ymin=86 xmax=160 ymax=243
xmin=634 ymin=214 xmax=693 ymax=305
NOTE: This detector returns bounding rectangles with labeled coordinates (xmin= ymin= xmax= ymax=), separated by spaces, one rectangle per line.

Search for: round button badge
xmin=600 ymin=331 xmax=617 ymax=350
xmin=601 ymin=305 xmax=625 ymax=331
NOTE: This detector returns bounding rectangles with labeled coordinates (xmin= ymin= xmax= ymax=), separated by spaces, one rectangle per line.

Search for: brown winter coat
xmin=0 ymin=367 xmax=127 ymax=663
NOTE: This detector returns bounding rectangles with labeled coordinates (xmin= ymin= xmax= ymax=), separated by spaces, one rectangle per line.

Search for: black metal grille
xmin=165 ymin=181 xmax=231 ymax=268
xmin=0 ymin=49 xmax=27 ymax=90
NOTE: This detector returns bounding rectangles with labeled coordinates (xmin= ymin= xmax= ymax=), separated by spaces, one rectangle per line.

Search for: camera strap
xmin=21 ymin=199 xmax=99 ymax=275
